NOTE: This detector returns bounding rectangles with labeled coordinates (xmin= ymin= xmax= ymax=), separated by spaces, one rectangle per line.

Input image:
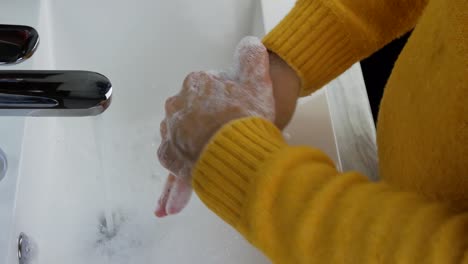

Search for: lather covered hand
xmin=155 ymin=37 xmax=276 ymax=217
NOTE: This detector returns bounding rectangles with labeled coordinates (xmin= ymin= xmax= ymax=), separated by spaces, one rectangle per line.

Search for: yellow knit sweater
xmin=193 ymin=0 xmax=468 ymax=263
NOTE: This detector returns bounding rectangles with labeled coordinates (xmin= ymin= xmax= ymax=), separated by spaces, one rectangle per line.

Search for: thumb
xmin=233 ymin=36 xmax=270 ymax=84
xmin=155 ymin=174 xmax=192 ymax=217
xmin=154 ymin=174 xmax=175 ymax=217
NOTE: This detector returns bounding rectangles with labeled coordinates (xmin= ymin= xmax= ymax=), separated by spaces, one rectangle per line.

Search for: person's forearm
xmin=193 ymin=117 xmax=468 ymax=264
xmin=263 ymin=0 xmax=427 ymax=95
xmin=268 ymin=51 xmax=301 ymax=129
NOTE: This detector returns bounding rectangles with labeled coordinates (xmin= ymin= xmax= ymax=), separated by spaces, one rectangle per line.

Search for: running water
xmin=92 ymin=115 xmax=116 ymax=238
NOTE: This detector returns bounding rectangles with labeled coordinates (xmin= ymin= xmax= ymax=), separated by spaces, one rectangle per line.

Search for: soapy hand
xmin=155 ymin=37 xmax=275 ymax=217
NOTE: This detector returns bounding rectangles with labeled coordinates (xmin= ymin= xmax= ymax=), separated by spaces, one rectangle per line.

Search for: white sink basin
xmin=0 ymin=117 xmax=25 ymax=259
xmin=0 ymin=0 xmax=376 ymax=263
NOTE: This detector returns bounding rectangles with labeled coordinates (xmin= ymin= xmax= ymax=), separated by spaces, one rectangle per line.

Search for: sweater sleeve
xmin=192 ymin=117 xmax=468 ymax=264
xmin=262 ymin=0 xmax=428 ymax=95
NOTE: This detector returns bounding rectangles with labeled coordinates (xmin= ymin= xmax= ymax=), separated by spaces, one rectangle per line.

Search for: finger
xmin=157 ymin=140 xmax=184 ymax=172
xmin=160 ymin=119 xmax=168 ymax=141
xmin=233 ymin=36 xmax=270 ymax=84
xmin=166 ymin=175 xmax=192 ymax=215
xmin=164 ymin=96 xmax=183 ymax=116
xmin=154 ymin=174 xmax=176 ymax=217
xmin=157 ymin=140 xmax=172 ymax=169
xmin=181 ymin=71 xmax=213 ymax=95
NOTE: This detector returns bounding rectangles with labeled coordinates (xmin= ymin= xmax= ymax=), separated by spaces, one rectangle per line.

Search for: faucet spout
xmin=0 ymin=70 xmax=112 ymax=116
xmin=0 ymin=24 xmax=39 ymax=65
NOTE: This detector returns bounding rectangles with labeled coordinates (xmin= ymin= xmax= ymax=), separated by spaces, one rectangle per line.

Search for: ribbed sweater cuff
xmin=192 ymin=117 xmax=286 ymax=229
xmin=262 ymin=0 xmax=356 ymax=96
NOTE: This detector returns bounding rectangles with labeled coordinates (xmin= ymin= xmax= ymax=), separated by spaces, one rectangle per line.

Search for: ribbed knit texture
xmin=263 ymin=0 xmax=427 ymax=95
xmin=193 ymin=118 xmax=285 ymax=227
xmin=262 ymin=1 xmax=354 ymax=95
xmin=193 ymin=0 xmax=468 ymax=262
xmin=193 ymin=118 xmax=468 ymax=263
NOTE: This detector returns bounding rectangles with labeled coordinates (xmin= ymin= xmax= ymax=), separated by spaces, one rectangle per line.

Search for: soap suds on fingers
xmin=156 ymin=36 xmax=276 ymax=217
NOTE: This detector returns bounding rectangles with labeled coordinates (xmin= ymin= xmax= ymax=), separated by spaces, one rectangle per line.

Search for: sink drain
xmin=0 ymin=148 xmax=6 ymax=182
xmin=18 ymin=232 xmax=36 ymax=264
